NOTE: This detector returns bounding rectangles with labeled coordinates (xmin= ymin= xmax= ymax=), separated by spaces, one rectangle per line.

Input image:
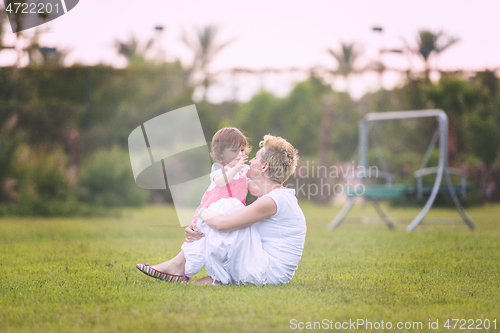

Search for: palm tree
xmin=326 ymin=42 xmax=363 ymax=92
xmin=181 ymin=25 xmax=236 ymax=101
xmin=404 ymin=30 xmax=459 ymax=78
xmin=114 ymin=34 xmax=154 ymax=66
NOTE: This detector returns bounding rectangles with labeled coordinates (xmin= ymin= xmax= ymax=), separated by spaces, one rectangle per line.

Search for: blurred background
xmin=1 ymin=0 xmax=499 ymax=216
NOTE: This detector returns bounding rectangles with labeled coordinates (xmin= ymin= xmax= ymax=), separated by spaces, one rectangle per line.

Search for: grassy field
xmin=0 ymin=202 xmax=499 ymax=332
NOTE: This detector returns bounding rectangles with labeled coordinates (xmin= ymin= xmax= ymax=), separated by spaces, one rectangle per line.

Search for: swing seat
xmin=344 ymin=184 xmax=412 ymax=199
xmin=344 ymin=183 xmax=473 ymax=200
xmin=415 ymin=183 xmax=473 ymax=196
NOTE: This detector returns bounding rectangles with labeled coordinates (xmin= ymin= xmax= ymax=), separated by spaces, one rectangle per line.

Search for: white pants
xmin=181 ymin=198 xmax=269 ymax=284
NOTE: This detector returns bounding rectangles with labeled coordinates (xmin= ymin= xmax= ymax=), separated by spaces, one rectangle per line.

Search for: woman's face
xmin=221 ymin=146 xmax=245 ymax=167
xmin=247 ymin=148 xmax=265 ymax=180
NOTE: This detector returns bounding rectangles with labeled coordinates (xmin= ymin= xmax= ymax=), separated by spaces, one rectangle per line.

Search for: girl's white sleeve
xmin=210 ymin=163 xmax=224 ymax=183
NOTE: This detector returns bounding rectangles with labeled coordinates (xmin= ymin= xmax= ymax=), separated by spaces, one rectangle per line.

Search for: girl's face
xmin=221 ymin=146 xmax=246 ymax=167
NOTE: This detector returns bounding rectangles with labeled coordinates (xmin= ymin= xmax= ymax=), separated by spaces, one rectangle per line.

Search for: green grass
xmin=1 ymin=203 xmax=499 ymax=332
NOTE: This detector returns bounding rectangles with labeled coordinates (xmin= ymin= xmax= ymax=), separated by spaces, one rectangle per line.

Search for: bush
xmin=78 ymin=147 xmax=149 ymax=207
xmin=0 ymin=144 xmax=117 ymax=216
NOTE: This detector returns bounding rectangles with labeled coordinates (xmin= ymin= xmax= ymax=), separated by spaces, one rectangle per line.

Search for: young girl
xmin=137 ymin=127 xmax=260 ymax=281
xmin=192 ymin=127 xmax=259 ymax=223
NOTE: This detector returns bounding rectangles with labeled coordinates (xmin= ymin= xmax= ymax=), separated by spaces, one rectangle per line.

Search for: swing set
xmin=328 ymin=109 xmax=477 ymax=232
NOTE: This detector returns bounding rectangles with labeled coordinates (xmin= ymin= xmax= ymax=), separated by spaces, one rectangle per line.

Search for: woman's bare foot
xmin=191 ymin=276 xmax=214 ymax=285
xmin=191 ymin=276 xmax=222 ymax=285
xmin=150 ymin=251 xmax=185 ymax=276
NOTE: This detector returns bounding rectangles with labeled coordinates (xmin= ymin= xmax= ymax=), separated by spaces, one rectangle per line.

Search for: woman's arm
xmin=200 ymin=197 xmax=277 ymax=232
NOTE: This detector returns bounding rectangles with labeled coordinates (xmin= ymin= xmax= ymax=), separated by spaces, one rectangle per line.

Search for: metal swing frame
xmin=328 ymin=109 xmax=477 ymax=232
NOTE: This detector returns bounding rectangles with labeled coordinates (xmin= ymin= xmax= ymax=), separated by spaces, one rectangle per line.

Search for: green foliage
xmin=280 ymin=78 xmax=328 ymax=156
xmin=235 ymin=90 xmax=282 ymax=146
xmin=329 ymin=92 xmax=359 ymax=161
xmin=425 ymin=74 xmax=487 ymax=118
xmin=0 ymin=115 xmax=24 ymax=201
xmin=235 ymin=76 xmax=344 ymax=158
xmin=78 ymin=147 xmax=149 ymax=207
xmin=465 ymin=114 xmax=499 ymax=166
xmin=0 ymin=145 xmax=105 ymax=216
xmin=196 ymin=101 xmax=237 ymax=143
xmin=0 ymin=102 xmax=84 ymax=147
xmin=0 ymin=64 xmax=193 ymax=151
xmin=0 ymin=64 xmax=194 ymax=214
xmin=114 ymin=34 xmax=154 ymax=66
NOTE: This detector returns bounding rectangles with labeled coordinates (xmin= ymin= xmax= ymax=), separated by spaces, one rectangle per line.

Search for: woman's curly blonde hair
xmin=259 ymin=134 xmax=299 ymax=183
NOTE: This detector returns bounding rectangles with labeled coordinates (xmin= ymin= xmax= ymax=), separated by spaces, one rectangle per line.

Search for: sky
xmin=1 ymin=0 xmax=500 ymax=100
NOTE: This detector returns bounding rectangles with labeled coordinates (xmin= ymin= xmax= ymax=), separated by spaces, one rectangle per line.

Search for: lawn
xmin=0 ymin=202 xmax=499 ymax=332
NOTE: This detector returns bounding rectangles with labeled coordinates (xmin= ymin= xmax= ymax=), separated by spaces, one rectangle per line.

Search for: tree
xmin=465 ymin=113 xmax=499 ymax=202
xmin=0 ymin=114 xmax=23 ymax=202
xmin=326 ymin=42 xmax=363 ymax=92
xmin=114 ymin=34 xmax=155 ymax=66
xmin=323 ymin=44 xmax=363 ymax=201
xmin=425 ymin=74 xmax=485 ymax=165
xmin=181 ymin=25 xmax=235 ymax=101
xmin=404 ymin=30 xmax=459 ymax=78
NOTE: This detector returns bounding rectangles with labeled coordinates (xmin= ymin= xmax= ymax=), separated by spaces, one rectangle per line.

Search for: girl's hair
xmin=259 ymin=134 xmax=299 ymax=183
xmin=211 ymin=127 xmax=251 ymax=163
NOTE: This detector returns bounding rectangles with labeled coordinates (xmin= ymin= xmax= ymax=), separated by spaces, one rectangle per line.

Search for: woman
xmin=137 ymin=134 xmax=306 ymax=285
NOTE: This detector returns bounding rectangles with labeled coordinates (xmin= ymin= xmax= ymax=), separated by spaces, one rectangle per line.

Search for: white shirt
xmin=255 ymin=188 xmax=307 ymax=283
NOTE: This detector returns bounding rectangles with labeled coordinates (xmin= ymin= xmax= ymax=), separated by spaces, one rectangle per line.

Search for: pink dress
xmin=190 ymin=163 xmax=251 ymax=225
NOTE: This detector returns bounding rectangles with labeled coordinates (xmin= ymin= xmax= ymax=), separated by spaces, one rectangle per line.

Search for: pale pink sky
xmin=2 ymin=0 xmax=499 ymax=100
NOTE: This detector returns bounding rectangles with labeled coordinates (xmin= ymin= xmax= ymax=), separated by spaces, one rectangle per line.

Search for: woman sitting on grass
xmin=137 ymin=134 xmax=306 ymax=285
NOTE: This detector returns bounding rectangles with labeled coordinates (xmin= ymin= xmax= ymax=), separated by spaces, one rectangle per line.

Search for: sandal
xmin=136 ymin=264 xmax=189 ymax=283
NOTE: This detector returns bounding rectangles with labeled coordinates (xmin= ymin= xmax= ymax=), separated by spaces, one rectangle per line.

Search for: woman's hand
xmin=185 ymin=223 xmax=204 ymax=242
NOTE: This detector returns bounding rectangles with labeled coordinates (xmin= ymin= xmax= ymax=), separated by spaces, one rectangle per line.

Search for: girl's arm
xmin=212 ymin=156 xmax=247 ymax=187
xmin=200 ymin=196 xmax=277 ymax=232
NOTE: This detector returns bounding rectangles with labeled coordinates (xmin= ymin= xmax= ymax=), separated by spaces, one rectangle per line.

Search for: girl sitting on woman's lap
xmin=137 ymin=134 xmax=306 ymax=285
